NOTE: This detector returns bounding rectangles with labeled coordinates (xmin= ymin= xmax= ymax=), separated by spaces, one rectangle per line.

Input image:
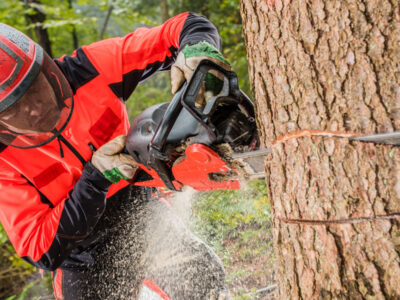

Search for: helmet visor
xmin=0 ymin=52 xmax=73 ymax=148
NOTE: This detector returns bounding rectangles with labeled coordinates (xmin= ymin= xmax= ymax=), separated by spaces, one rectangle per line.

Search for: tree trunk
xmin=26 ymin=0 xmax=52 ymax=57
xmin=240 ymin=0 xmax=400 ymax=298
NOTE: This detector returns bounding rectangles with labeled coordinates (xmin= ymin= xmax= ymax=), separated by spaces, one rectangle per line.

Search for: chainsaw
xmin=125 ymin=59 xmax=400 ymax=192
xmin=125 ymin=59 xmax=266 ymax=191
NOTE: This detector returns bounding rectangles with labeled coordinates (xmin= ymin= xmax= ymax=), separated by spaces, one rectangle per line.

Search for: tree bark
xmin=240 ymin=0 xmax=400 ymax=299
xmin=26 ymin=0 xmax=52 ymax=57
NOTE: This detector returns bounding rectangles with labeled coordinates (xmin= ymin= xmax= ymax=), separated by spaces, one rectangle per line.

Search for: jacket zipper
xmin=58 ymin=135 xmax=86 ymax=166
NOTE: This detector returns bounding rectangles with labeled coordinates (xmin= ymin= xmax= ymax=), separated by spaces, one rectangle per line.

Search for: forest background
xmin=0 ymin=1 xmax=274 ymax=299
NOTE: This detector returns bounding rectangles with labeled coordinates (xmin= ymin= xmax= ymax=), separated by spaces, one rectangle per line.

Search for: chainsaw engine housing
xmin=126 ymin=99 xmax=256 ymax=168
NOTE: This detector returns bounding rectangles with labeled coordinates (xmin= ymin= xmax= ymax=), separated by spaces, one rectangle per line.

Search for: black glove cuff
xmin=83 ymin=162 xmax=113 ymax=191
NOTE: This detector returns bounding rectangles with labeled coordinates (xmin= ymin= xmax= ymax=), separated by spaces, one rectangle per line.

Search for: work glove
xmin=171 ymin=41 xmax=231 ymax=107
xmin=92 ymin=135 xmax=138 ymax=184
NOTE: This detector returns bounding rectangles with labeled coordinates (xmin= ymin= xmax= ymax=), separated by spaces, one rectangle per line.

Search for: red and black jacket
xmin=0 ymin=12 xmax=221 ymax=271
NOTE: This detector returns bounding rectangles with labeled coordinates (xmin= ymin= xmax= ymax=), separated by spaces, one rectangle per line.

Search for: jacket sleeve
xmin=66 ymin=12 xmax=221 ymax=101
xmin=0 ymin=162 xmax=111 ymax=271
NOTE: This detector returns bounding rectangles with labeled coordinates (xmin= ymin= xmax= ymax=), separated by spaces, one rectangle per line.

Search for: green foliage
xmin=193 ymin=179 xmax=270 ymax=249
xmin=0 ymin=224 xmax=42 ymax=299
xmin=191 ymin=179 xmax=274 ymax=298
xmin=0 ymin=1 xmax=26 ymax=31
xmin=127 ymin=72 xmax=171 ymax=119
xmin=5 ymin=280 xmax=37 ymax=300
xmin=0 ymin=223 xmax=8 ymax=245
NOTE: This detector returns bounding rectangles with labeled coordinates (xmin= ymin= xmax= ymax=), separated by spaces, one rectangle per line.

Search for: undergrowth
xmin=191 ymin=179 xmax=276 ymax=299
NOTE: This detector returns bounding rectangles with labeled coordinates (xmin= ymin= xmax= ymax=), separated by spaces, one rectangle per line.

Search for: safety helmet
xmin=0 ymin=23 xmax=73 ymax=148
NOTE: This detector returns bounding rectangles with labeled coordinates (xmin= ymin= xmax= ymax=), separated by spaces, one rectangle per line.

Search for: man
xmin=0 ymin=12 xmax=231 ymax=299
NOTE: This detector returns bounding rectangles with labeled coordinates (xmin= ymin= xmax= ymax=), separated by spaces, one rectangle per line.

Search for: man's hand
xmin=171 ymin=41 xmax=231 ymax=107
xmin=92 ymin=135 xmax=138 ymax=184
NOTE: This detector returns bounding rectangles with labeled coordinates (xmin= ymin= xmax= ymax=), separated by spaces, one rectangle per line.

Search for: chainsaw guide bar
xmin=225 ymin=131 xmax=400 ymax=180
xmin=229 ymin=148 xmax=272 ymax=180
xmin=350 ymin=131 xmax=400 ymax=146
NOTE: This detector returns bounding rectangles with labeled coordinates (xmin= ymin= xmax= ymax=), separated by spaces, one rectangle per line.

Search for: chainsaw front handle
xmin=180 ymin=59 xmax=254 ymax=124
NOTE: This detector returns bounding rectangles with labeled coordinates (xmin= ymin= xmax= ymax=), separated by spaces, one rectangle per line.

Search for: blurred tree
xmin=67 ymin=0 xmax=79 ymax=49
xmin=99 ymin=0 xmax=115 ymax=39
xmin=25 ymin=0 xmax=53 ymax=56
xmin=160 ymin=0 xmax=169 ymax=22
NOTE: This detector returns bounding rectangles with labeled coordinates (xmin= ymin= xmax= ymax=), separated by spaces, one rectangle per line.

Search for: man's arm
xmin=0 ymin=162 xmax=111 ymax=271
xmin=56 ymin=12 xmax=221 ymax=101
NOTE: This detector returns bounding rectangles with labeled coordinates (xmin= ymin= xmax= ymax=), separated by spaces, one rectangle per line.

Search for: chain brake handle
xmin=180 ymin=59 xmax=252 ymax=123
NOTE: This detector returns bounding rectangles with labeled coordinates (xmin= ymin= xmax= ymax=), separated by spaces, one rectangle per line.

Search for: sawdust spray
xmin=78 ymin=185 xmax=230 ymax=299
xmin=136 ymin=186 xmax=230 ymax=299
